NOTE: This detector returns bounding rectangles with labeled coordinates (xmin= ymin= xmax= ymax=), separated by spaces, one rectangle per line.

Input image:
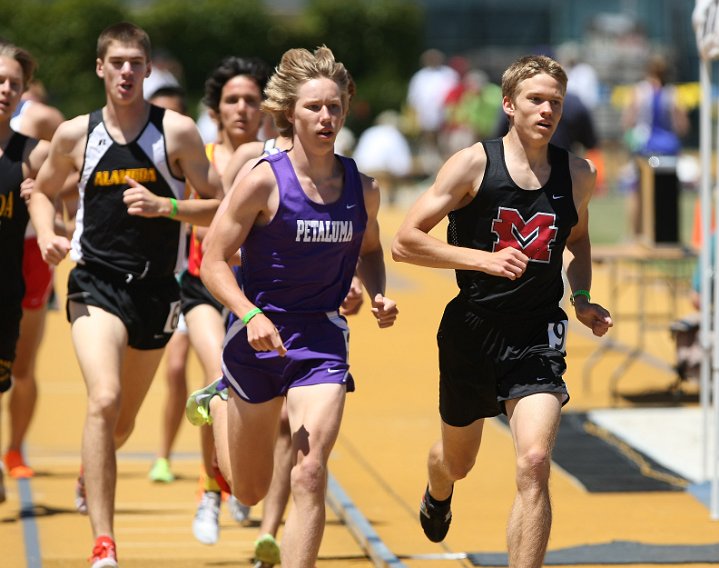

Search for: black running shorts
xmin=437 ymin=295 xmax=570 ymax=427
xmin=179 ymin=270 xmax=224 ymax=317
xmin=66 ymin=265 xmax=180 ymax=350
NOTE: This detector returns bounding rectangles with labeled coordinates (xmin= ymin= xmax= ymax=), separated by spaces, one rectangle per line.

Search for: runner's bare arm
xmin=28 ymin=117 xmax=85 ymax=264
xmin=356 ymin=175 xmax=397 ymax=328
xmin=565 ymin=155 xmax=612 ymax=337
xmin=392 ymin=144 xmax=528 ymax=279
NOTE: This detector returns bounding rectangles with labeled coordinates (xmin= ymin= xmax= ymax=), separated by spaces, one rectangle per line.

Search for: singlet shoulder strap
xmin=11 ymin=99 xmax=28 ymax=119
xmin=481 ymin=138 xmax=502 ymax=161
xmin=259 ymin=150 xmax=286 ymax=166
xmin=88 ymin=109 xmax=103 ymax=134
xmin=548 ymin=142 xmax=568 ymax=167
xmin=4 ymin=132 xmax=29 ymax=161
xmin=336 ymin=154 xmax=365 ymax=203
xmin=148 ymin=104 xmax=165 ymax=131
xmin=263 ymin=138 xmax=277 ymax=153
xmin=205 ymin=142 xmax=215 ymax=164
xmin=337 ymin=154 xmax=360 ymax=181
xmin=479 ymin=138 xmax=503 ymax=182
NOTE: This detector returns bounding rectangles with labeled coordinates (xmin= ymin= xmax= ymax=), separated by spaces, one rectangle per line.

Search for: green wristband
xmin=570 ymin=289 xmax=591 ymax=306
xmin=242 ymin=307 xmax=263 ymax=325
xmin=169 ymin=197 xmax=179 ymax=218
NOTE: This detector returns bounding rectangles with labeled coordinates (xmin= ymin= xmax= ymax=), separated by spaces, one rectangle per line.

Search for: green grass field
xmin=588 ymin=190 xmax=698 ymax=246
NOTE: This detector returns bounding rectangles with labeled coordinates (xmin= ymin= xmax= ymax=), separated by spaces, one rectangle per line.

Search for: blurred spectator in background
xmin=556 ymin=42 xmax=600 ymax=111
xmin=353 ymin=110 xmax=412 ymax=205
xmin=622 ymin=54 xmax=689 ymax=158
xmin=442 ymin=69 xmax=502 ymax=155
xmin=196 ymin=102 xmax=218 ymax=144
xmin=406 ymin=48 xmax=459 ymax=176
xmin=10 ymin=80 xmax=64 ymax=141
xmin=621 ymin=53 xmax=689 ymax=237
xmin=143 ymin=48 xmax=183 ymax=100
xmin=147 ymin=85 xmax=188 ymax=116
xmin=335 ymin=126 xmax=356 ymax=157
xmin=442 ymin=55 xmax=471 ymax=107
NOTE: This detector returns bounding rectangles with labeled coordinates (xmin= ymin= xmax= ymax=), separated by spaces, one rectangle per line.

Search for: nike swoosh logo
xmin=327 ymin=368 xmax=344 ymax=373
xmin=346 ymin=203 xmax=357 ymax=209
xmin=552 ymin=194 xmax=564 ymax=199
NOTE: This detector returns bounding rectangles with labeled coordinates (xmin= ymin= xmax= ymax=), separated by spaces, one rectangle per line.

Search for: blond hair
xmin=501 ymin=55 xmax=567 ymax=101
xmin=262 ymin=45 xmax=355 ymax=137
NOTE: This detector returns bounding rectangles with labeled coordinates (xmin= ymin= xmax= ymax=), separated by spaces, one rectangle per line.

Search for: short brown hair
xmin=97 ymin=22 xmax=151 ymax=61
xmin=262 ymin=45 xmax=355 ymax=137
xmin=0 ymin=41 xmax=36 ymax=90
xmin=501 ymin=55 xmax=567 ymax=102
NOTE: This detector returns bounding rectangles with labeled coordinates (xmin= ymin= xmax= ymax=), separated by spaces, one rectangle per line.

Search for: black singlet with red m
xmin=72 ymin=105 xmax=187 ymax=280
xmin=447 ymin=138 xmax=578 ymax=318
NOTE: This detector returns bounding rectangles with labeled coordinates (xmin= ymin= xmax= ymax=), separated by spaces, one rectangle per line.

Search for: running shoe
xmin=228 ymin=495 xmax=251 ymax=524
xmin=148 ymin=457 xmax=175 ymax=483
xmin=4 ymin=450 xmax=34 ymax=479
xmin=254 ymin=533 xmax=281 ymax=566
xmin=186 ymin=378 xmax=228 ymax=426
xmin=89 ymin=535 xmax=118 ymax=568
xmin=193 ymin=490 xmax=221 ymax=545
xmin=75 ymin=473 xmax=88 ymax=514
xmin=418 ymin=486 xmax=452 ymax=543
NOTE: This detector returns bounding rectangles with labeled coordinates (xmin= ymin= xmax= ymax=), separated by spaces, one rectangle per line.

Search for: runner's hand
xmin=371 ymin=293 xmax=398 ymax=328
xmin=246 ymin=313 xmax=287 ymax=357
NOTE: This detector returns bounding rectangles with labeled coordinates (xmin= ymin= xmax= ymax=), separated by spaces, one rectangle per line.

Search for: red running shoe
xmin=89 ymin=535 xmax=118 ymax=568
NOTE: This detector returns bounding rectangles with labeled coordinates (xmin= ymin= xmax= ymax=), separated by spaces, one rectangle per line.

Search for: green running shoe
xmin=186 ymin=378 xmax=228 ymax=426
xmin=254 ymin=533 xmax=281 ymax=565
xmin=149 ymin=457 xmax=175 ymax=483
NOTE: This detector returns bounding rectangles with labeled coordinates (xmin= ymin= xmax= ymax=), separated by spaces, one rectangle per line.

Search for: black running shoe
xmin=419 ymin=488 xmax=452 ymax=542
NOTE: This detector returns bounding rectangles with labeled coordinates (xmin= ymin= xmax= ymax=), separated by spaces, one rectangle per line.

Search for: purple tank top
xmin=240 ymin=152 xmax=367 ymax=314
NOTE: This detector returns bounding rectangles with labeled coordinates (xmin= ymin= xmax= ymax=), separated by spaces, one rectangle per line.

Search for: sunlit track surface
xmin=2 ymin=201 xmax=717 ymax=568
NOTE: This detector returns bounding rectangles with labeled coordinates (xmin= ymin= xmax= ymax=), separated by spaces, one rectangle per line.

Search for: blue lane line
xmin=18 ymin=478 xmax=42 ymax=568
xmin=326 ymin=473 xmax=406 ymax=568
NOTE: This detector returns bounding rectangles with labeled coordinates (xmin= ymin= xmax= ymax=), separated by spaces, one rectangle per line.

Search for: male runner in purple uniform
xmin=393 ymin=55 xmax=612 ymax=568
xmin=188 ymin=46 xmax=398 ymax=568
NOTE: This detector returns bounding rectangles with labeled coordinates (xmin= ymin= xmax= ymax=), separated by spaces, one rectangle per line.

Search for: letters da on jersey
xmin=0 ymin=190 xmax=15 ymax=219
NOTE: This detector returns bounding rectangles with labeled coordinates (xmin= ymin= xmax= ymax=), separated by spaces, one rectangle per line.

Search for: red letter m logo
xmin=490 ymin=207 xmax=557 ymax=263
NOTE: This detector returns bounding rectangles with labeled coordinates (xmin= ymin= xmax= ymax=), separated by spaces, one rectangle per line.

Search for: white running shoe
xmin=193 ymin=491 xmax=221 ymax=545
xmin=228 ymin=495 xmax=251 ymax=524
